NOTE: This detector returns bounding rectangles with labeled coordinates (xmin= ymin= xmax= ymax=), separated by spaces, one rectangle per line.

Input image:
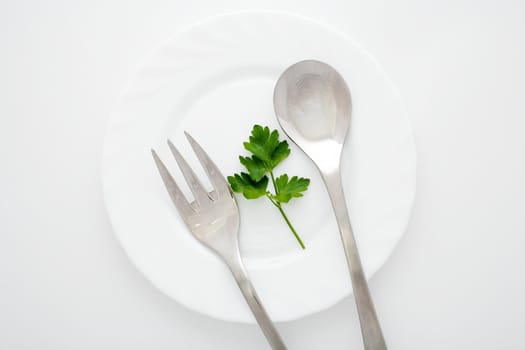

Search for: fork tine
xmin=151 ymin=149 xmax=193 ymax=216
xmin=167 ymin=140 xmax=211 ymax=205
xmin=184 ymin=132 xmax=231 ymax=198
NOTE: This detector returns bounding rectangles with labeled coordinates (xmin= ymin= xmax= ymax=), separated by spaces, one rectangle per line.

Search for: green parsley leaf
xmin=243 ymin=125 xmax=290 ymax=171
xmin=239 ymin=156 xmax=266 ymax=182
xmin=227 ymin=173 xmax=268 ymax=199
xmin=273 ymin=174 xmax=310 ymax=203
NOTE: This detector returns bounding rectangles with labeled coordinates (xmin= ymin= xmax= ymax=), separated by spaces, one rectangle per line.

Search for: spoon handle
xmin=322 ymin=168 xmax=387 ymax=350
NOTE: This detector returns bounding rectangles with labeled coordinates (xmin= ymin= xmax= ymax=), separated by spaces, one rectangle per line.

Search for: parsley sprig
xmin=227 ymin=125 xmax=310 ymax=249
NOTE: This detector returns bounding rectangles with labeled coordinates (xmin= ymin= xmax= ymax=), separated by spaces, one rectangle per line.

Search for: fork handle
xmin=322 ymin=167 xmax=387 ymax=350
xmin=228 ymin=262 xmax=287 ymax=350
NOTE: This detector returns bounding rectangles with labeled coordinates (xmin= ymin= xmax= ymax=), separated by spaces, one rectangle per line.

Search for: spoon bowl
xmin=273 ymin=60 xmax=351 ymax=170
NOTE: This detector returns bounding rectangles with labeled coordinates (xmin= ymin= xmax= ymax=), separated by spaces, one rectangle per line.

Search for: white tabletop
xmin=2 ymin=1 xmax=524 ymax=349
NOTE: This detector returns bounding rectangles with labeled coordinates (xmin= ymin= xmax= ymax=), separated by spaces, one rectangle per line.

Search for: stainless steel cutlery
xmin=274 ymin=60 xmax=387 ymax=350
xmin=152 ymin=59 xmax=388 ymax=349
xmin=152 ymin=133 xmax=287 ymax=350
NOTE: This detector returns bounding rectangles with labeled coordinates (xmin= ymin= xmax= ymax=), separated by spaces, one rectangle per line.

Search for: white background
xmin=1 ymin=0 xmax=524 ymax=349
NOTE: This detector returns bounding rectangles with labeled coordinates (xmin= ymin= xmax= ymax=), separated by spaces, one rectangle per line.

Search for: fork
xmin=151 ymin=132 xmax=287 ymax=350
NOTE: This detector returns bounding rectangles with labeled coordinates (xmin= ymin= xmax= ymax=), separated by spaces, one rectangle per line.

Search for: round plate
xmin=102 ymin=11 xmax=416 ymax=323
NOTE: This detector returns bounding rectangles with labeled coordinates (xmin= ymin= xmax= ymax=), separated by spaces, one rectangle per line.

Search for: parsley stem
xmin=270 ymin=171 xmax=278 ymax=193
xmin=267 ymin=171 xmax=305 ymax=249
xmin=275 ymin=203 xmax=306 ymax=249
xmin=265 ymin=193 xmax=279 ymax=208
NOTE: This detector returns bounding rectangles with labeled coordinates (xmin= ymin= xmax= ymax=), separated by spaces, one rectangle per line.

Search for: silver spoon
xmin=274 ymin=60 xmax=387 ymax=350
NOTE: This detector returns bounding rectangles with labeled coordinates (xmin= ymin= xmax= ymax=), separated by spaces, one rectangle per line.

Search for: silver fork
xmin=151 ymin=132 xmax=287 ymax=350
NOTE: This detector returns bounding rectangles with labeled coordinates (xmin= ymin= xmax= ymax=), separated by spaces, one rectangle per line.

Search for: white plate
xmin=102 ymin=11 xmax=416 ymax=323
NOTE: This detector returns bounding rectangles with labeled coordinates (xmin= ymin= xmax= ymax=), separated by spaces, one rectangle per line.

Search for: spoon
xmin=274 ymin=60 xmax=387 ymax=350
